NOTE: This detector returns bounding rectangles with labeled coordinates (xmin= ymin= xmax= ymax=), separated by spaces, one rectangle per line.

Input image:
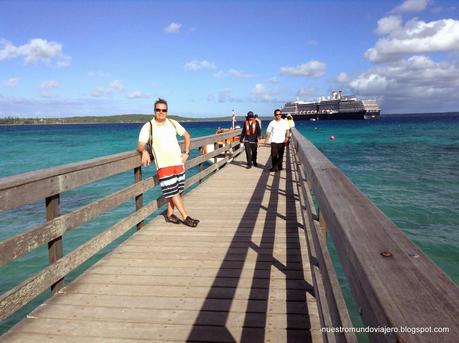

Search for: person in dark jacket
xmin=240 ymin=111 xmax=262 ymax=169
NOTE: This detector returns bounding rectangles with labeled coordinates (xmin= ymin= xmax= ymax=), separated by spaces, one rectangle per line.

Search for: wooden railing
xmin=0 ymin=129 xmax=242 ymax=321
xmin=290 ymin=128 xmax=458 ymax=343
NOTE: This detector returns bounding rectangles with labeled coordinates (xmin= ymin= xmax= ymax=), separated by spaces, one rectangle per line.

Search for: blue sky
xmin=1 ymin=0 xmax=458 ymax=117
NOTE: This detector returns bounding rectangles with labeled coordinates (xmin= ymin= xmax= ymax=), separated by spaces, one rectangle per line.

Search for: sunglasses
xmin=275 ymin=113 xmax=282 ymax=116
xmin=155 ymin=109 xmax=167 ymax=113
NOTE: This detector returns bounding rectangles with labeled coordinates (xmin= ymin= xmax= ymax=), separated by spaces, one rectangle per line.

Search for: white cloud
xmin=39 ymin=80 xmax=59 ymax=98
xmin=3 ymin=77 xmax=19 ymax=87
xmin=251 ymin=83 xmax=282 ymax=103
xmin=214 ymin=68 xmax=255 ymax=79
xmin=350 ymin=73 xmax=392 ymax=94
xmin=0 ymin=38 xmax=71 ymax=67
xmin=90 ymin=80 xmax=125 ymax=97
xmin=393 ymin=0 xmax=430 ymax=13
xmin=109 ymin=80 xmax=124 ymax=92
xmin=91 ymin=87 xmax=111 ymax=98
xmin=336 ymin=72 xmax=351 ymax=83
xmin=184 ymin=60 xmax=216 ymax=71
xmin=375 ymin=16 xmax=402 ymax=35
xmin=366 ymin=18 xmax=459 ymax=63
xmin=127 ymin=90 xmax=151 ymax=99
xmin=280 ymin=60 xmax=326 ymax=77
xmin=348 ymin=56 xmax=459 ymax=112
xmin=266 ymin=77 xmax=280 ymax=84
xmin=40 ymin=80 xmax=59 ymax=90
xmin=164 ymin=22 xmax=182 ymax=33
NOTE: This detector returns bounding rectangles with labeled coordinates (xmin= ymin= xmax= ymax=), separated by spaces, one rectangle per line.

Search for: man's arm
xmin=182 ymin=131 xmax=191 ymax=163
xmin=240 ymin=123 xmax=246 ymax=141
xmin=284 ymin=123 xmax=290 ymax=144
xmin=256 ymin=122 xmax=262 ymax=144
xmin=264 ymin=132 xmax=271 ymax=145
xmin=137 ymin=122 xmax=151 ymax=166
xmin=137 ymin=141 xmax=151 ymax=166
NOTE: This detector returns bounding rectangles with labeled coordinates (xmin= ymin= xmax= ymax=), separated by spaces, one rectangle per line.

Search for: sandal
xmin=183 ymin=216 xmax=199 ymax=228
xmin=164 ymin=213 xmax=181 ymax=224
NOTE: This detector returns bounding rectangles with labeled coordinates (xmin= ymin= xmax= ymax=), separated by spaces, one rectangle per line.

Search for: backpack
xmin=145 ymin=121 xmax=154 ymax=161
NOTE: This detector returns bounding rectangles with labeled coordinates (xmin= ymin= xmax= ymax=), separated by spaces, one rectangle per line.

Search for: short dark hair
xmin=154 ymin=98 xmax=168 ymax=110
xmin=274 ymin=109 xmax=281 ymax=115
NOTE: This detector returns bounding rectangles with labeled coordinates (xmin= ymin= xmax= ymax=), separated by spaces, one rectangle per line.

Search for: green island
xmin=0 ymin=114 xmax=244 ymax=125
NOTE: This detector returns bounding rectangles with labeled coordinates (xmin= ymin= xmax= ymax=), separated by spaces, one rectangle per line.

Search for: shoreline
xmin=1 ymin=111 xmax=458 ymax=126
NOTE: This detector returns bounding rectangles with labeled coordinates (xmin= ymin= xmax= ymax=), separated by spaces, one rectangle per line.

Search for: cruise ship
xmin=282 ymin=91 xmax=381 ymax=120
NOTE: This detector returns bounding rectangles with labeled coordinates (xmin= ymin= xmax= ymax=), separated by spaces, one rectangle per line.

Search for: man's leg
xmin=271 ymin=143 xmax=279 ymax=171
xmin=170 ymin=194 xmax=188 ymax=220
xmin=252 ymin=143 xmax=258 ymax=166
xmin=244 ymin=142 xmax=252 ymax=167
xmin=278 ymin=143 xmax=285 ymax=170
xmin=167 ymin=199 xmax=175 ymax=217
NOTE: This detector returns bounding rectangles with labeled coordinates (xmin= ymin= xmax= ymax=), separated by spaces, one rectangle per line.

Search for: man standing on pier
xmin=137 ymin=98 xmax=199 ymax=227
xmin=264 ymin=109 xmax=290 ymax=172
xmin=240 ymin=111 xmax=262 ymax=169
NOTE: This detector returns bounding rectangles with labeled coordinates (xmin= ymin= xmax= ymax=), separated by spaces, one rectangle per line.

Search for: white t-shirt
xmin=266 ymin=119 xmax=290 ymax=143
xmin=138 ymin=118 xmax=186 ymax=169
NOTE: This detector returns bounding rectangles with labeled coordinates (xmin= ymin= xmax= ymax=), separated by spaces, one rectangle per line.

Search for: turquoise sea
xmin=1 ymin=114 xmax=458 ymax=335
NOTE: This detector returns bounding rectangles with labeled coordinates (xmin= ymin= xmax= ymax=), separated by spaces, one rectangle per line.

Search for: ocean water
xmin=0 ymin=114 xmax=458 ymax=335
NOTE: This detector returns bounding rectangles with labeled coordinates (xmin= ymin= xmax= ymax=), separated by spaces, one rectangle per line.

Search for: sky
xmin=0 ymin=0 xmax=458 ymax=118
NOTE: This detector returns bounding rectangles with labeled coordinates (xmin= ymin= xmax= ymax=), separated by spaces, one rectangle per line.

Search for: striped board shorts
xmin=157 ymin=165 xmax=185 ymax=198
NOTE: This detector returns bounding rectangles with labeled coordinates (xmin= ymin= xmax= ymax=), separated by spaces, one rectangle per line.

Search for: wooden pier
xmin=1 ymin=129 xmax=458 ymax=342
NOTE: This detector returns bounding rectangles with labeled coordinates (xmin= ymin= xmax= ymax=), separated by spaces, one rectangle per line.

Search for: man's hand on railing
xmin=141 ymin=151 xmax=151 ymax=166
xmin=181 ymin=152 xmax=189 ymax=164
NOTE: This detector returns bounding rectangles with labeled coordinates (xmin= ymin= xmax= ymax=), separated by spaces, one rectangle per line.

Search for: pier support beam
xmin=46 ymin=194 xmax=63 ymax=294
xmin=134 ymin=167 xmax=144 ymax=230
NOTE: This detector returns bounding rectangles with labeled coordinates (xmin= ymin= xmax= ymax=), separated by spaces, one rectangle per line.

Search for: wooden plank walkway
xmin=1 ymin=146 xmax=322 ymax=343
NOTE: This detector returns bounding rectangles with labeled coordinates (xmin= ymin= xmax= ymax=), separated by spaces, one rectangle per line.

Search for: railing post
xmin=46 ymin=194 xmax=63 ymax=294
xmin=199 ymin=147 xmax=204 ymax=184
xmin=213 ymin=142 xmax=219 ymax=168
xmin=134 ymin=166 xmax=144 ymax=230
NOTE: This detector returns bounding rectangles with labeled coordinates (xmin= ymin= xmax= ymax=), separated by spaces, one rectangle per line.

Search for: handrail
xmin=291 ymin=128 xmax=458 ymax=342
xmin=0 ymin=129 xmax=242 ymax=321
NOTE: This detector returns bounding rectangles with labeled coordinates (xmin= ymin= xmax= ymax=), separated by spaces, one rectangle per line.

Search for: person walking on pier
xmin=286 ymin=114 xmax=295 ymax=146
xmin=240 ymin=111 xmax=261 ymax=169
xmin=265 ymin=109 xmax=290 ymax=172
xmin=137 ymin=98 xmax=199 ymax=227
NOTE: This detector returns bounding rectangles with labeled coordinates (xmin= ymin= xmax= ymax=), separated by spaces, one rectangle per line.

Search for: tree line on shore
xmin=0 ymin=114 xmax=238 ymax=125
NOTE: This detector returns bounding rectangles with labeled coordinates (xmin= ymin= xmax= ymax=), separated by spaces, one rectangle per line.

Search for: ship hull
xmin=291 ymin=111 xmax=380 ymax=121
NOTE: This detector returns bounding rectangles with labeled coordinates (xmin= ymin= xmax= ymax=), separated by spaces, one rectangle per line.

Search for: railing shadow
xmin=187 ymin=149 xmax=313 ymax=342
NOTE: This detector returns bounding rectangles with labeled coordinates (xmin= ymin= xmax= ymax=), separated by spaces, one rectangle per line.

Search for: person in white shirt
xmin=285 ymin=114 xmax=295 ymax=145
xmin=137 ymin=98 xmax=199 ymax=227
xmin=286 ymin=114 xmax=295 ymax=128
xmin=264 ymin=109 xmax=290 ymax=172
